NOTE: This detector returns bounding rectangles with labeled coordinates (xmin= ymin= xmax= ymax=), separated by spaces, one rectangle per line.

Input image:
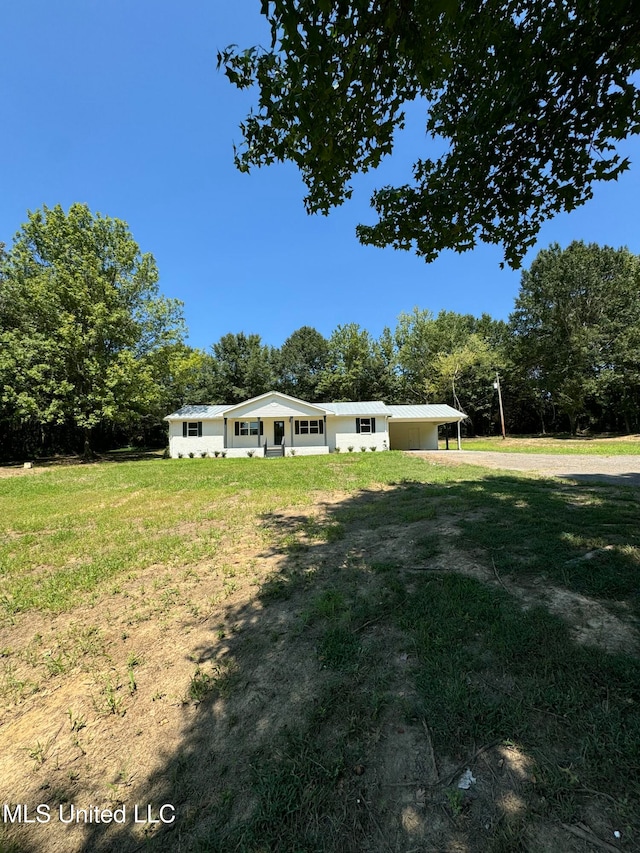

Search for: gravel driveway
xmin=412 ymin=450 xmax=640 ymax=487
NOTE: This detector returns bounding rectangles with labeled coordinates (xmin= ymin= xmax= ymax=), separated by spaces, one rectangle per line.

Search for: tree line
xmin=1 ymin=204 xmax=639 ymax=460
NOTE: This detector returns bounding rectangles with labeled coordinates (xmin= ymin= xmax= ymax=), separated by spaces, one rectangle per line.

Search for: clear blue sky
xmin=2 ymin=1 xmax=639 ymax=351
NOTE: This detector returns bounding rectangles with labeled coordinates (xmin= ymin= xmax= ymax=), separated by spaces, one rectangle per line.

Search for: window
xmin=295 ymin=419 xmax=323 ymax=435
xmin=182 ymin=422 xmax=202 ymax=437
xmin=235 ymin=421 xmax=263 ymax=437
xmin=356 ymin=417 xmax=376 ymax=434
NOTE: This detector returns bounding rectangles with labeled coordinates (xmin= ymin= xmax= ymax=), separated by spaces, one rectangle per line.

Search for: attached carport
xmin=386 ymin=405 xmax=466 ymax=451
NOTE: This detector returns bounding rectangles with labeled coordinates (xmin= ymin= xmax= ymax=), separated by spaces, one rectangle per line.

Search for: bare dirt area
xmin=1 ymin=479 xmax=637 ymax=852
xmin=416 ymin=449 xmax=640 ymax=486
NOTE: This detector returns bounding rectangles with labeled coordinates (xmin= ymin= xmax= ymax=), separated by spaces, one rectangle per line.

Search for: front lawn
xmin=1 ymin=454 xmax=638 ymax=853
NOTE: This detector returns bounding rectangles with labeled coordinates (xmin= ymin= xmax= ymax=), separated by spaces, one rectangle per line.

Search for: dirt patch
xmin=1 ymin=486 xmax=636 ymax=852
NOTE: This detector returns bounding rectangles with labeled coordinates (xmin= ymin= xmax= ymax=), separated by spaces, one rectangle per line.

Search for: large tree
xmin=209 ymin=332 xmax=276 ymax=403
xmin=0 ymin=203 xmax=185 ymax=455
xmin=275 ymin=325 xmax=329 ymax=400
xmin=219 ymin=1 xmax=640 ymax=268
xmin=317 ymin=323 xmax=397 ymax=401
xmin=509 ymin=241 xmax=640 ymax=433
xmin=394 ymin=308 xmax=505 ymax=421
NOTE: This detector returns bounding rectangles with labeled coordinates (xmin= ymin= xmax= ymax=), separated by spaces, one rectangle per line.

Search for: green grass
xmin=2 ymin=453 xmax=639 ymax=851
xmin=0 ymin=454 xmax=477 ymax=614
xmin=451 ymin=434 xmax=640 ymax=454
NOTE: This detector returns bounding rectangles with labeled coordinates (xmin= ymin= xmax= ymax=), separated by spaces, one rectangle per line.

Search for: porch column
xmin=257 ymin=417 xmax=261 ymax=447
xmin=223 ymin=418 xmax=227 ymax=449
xmin=323 ymin=415 xmax=327 ymax=446
xmin=457 ymin=420 xmax=462 ymax=450
xmin=290 ymin=416 xmax=294 ymax=447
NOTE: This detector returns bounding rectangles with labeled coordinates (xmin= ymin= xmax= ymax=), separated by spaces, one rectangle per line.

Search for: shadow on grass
xmin=12 ymin=470 xmax=640 ymax=852
xmin=0 ymin=449 xmax=165 ymax=472
xmin=560 ymin=471 xmax=640 ymax=487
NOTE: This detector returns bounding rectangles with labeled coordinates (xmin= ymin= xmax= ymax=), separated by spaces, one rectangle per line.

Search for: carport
xmin=387 ymin=404 xmax=465 ymax=451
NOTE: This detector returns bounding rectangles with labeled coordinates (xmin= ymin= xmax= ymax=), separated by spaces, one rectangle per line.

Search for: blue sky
xmin=2 ymin=1 xmax=639 ymax=351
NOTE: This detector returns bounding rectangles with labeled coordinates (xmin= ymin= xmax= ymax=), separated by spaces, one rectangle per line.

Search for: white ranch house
xmin=165 ymin=391 xmax=465 ymax=458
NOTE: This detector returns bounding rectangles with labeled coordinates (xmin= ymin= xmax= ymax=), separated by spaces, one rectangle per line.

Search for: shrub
xmin=289 ymin=449 xmax=296 ymax=456
xmin=214 ymin=450 xmax=220 ymax=458
xmin=334 ymin=447 xmax=341 ymax=453
xmin=370 ymin=446 xmax=377 ymax=451
xmin=347 ymin=446 xmax=354 ymax=452
xmin=247 ymin=450 xmax=255 ymax=458
xmin=221 ymin=451 xmax=227 ymax=458
xmin=177 ymin=453 xmax=183 ymax=459
xmin=200 ymin=451 xmax=207 ymax=458
xmin=360 ymin=446 xmax=367 ymax=452
xmin=188 ymin=452 xmax=195 ymax=458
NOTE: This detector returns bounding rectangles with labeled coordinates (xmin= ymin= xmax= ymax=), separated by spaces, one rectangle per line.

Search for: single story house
xmin=165 ymin=391 xmax=465 ymax=458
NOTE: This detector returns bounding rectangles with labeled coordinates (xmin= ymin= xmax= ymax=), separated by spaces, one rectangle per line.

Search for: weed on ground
xmin=0 ymin=454 xmax=638 ymax=852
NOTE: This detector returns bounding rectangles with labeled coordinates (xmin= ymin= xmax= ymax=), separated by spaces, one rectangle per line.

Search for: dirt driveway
xmin=412 ymin=450 xmax=640 ymax=487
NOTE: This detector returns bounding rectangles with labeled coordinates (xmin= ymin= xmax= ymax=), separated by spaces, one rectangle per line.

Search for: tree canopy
xmin=209 ymin=332 xmax=276 ymax=403
xmin=509 ymin=241 xmax=640 ymax=433
xmin=218 ymin=0 xmax=640 ymax=268
xmin=276 ymin=325 xmax=329 ymax=400
xmin=0 ymin=204 xmax=185 ymax=454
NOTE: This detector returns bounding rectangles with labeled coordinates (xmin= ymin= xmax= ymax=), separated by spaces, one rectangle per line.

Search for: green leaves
xmin=509 ymin=241 xmax=640 ymax=432
xmin=220 ymin=0 xmax=640 ymax=268
xmin=0 ymin=204 xmax=185 ymax=451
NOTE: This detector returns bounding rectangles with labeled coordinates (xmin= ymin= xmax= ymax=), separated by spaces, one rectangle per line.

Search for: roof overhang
xmin=221 ymin=391 xmax=328 ymax=419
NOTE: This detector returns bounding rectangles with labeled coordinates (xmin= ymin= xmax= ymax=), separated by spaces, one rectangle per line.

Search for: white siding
xmin=168 ymin=420 xmax=224 ymax=458
xmin=286 ymin=446 xmax=329 ymax=457
xmin=328 ymin=415 xmax=389 ymax=452
xmin=388 ymin=422 xmax=438 ymax=451
xmin=290 ymin=416 xmax=328 ymax=449
xmin=227 ymin=398 xmax=325 ymax=419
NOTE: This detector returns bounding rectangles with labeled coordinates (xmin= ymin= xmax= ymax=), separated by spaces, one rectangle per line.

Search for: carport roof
xmin=387 ymin=404 xmax=464 ymax=421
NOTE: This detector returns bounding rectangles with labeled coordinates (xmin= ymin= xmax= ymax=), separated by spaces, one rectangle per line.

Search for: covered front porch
xmin=222 ymin=394 xmax=330 ymax=456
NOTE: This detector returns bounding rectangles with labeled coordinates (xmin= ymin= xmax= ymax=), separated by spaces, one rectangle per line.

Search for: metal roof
xmin=387 ymin=404 xmax=465 ymax=421
xmin=164 ymin=404 xmax=228 ymax=420
xmin=165 ymin=399 xmax=465 ymax=422
xmin=318 ymin=401 xmax=389 ymax=415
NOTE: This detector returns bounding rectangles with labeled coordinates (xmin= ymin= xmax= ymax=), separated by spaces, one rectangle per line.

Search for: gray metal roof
xmin=387 ymin=404 xmax=465 ymax=421
xmin=318 ymin=401 xmax=390 ymax=415
xmin=164 ymin=404 xmax=228 ymax=420
xmin=165 ymin=399 xmax=465 ymax=422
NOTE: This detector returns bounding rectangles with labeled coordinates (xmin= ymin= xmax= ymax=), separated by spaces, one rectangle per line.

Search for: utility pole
xmin=494 ymin=373 xmax=506 ymax=439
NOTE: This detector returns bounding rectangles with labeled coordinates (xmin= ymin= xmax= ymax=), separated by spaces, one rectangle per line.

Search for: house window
xmin=356 ymin=417 xmax=376 ymax=434
xmin=295 ymin=419 xmax=323 ymax=435
xmin=235 ymin=421 xmax=263 ymax=437
xmin=182 ymin=422 xmax=202 ymax=437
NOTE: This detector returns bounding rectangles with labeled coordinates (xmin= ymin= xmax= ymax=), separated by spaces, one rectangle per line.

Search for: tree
xmin=394 ymin=308 xmax=436 ymax=401
xmin=210 ymin=332 xmax=276 ymax=403
xmin=219 ymin=1 xmax=640 ymax=268
xmin=393 ymin=308 xmax=505 ymax=418
xmin=317 ymin=323 xmax=397 ymax=401
xmin=0 ymin=203 xmax=185 ymax=455
xmin=426 ymin=334 xmax=496 ymax=434
xmin=509 ymin=241 xmax=640 ymax=433
xmin=275 ymin=325 xmax=329 ymax=400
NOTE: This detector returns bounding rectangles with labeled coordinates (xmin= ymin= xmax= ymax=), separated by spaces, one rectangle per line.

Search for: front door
xmin=274 ymin=421 xmax=285 ymax=445
xmin=408 ymin=427 xmax=420 ymax=450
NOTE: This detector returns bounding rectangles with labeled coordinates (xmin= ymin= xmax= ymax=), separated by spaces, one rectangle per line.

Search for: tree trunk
xmin=82 ymin=428 xmax=96 ymax=460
